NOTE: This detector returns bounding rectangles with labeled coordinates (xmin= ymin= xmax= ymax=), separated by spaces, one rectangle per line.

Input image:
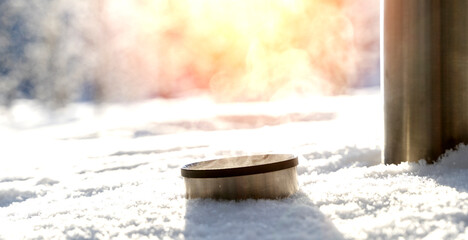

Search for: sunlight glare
xmin=99 ymin=0 xmax=356 ymax=101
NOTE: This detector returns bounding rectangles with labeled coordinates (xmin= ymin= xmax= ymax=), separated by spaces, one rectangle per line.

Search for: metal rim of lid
xmin=181 ymin=154 xmax=298 ymax=178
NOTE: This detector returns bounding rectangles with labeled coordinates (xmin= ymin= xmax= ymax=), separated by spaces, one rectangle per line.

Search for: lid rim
xmin=180 ymin=154 xmax=298 ymax=178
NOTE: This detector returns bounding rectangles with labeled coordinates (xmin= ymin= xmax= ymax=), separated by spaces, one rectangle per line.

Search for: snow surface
xmin=1 ymin=88 xmax=468 ymax=239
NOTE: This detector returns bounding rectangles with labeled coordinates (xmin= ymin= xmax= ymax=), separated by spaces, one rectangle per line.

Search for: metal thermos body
xmin=384 ymin=0 xmax=468 ymax=164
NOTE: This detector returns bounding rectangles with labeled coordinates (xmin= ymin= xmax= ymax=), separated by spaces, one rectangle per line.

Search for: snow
xmin=1 ymin=88 xmax=468 ymax=239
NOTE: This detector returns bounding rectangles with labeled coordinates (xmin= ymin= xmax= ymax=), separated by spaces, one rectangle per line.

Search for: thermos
xmin=384 ymin=0 xmax=468 ymax=164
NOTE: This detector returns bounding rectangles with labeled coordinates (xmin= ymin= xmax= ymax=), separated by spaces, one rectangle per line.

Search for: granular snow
xmin=1 ymin=89 xmax=468 ymax=239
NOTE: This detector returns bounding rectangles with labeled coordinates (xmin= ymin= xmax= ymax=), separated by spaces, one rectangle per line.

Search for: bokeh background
xmin=0 ymin=0 xmax=379 ymax=108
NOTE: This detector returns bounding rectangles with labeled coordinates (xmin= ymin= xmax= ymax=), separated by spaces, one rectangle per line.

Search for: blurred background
xmin=0 ymin=0 xmax=379 ymax=108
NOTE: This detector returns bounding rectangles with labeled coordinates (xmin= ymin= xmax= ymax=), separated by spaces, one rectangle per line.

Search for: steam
xmin=0 ymin=0 xmax=379 ymax=106
xmin=187 ymin=154 xmax=294 ymax=170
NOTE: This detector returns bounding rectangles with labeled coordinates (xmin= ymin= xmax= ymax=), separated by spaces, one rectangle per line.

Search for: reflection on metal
xmin=384 ymin=0 xmax=468 ymax=164
xmin=181 ymin=154 xmax=298 ymax=200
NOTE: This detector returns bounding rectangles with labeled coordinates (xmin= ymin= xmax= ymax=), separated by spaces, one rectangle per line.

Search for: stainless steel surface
xmin=384 ymin=0 xmax=441 ymax=164
xmin=181 ymin=154 xmax=299 ymax=200
xmin=384 ymin=0 xmax=468 ymax=164
xmin=441 ymin=1 xmax=468 ymax=152
xmin=184 ymin=167 xmax=298 ymax=200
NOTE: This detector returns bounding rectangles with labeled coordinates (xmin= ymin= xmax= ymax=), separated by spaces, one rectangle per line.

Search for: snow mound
xmin=438 ymin=144 xmax=468 ymax=169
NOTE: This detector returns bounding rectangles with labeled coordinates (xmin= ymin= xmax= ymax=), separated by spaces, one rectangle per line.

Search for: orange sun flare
xmin=97 ymin=0 xmax=356 ymax=101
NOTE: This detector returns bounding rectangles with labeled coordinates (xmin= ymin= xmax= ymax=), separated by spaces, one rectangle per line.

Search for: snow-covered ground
xmin=1 ymin=88 xmax=468 ymax=239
